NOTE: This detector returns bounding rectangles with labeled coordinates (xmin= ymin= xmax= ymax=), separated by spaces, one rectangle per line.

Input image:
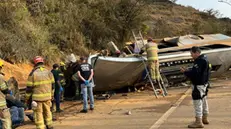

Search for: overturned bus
xmin=89 ymin=34 xmax=231 ymax=92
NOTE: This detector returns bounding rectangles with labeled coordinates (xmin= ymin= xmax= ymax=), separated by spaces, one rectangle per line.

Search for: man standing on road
xmin=51 ymin=64 xmax=63 ymax=113
xmin=25 ymin=56 xmax=54 ymax=129
xmin=181 ymin=46 xmax=210 ymax=128
xmin=77 ymin=57 xmax=94 ymax=113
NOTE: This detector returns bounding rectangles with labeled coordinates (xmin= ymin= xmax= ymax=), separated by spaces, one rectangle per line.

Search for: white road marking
xmin=149 ymin=88 xmax=191 ymax=129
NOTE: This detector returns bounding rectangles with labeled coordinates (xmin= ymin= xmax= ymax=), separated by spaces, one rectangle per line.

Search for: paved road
xmin=18 ymin=78 xmax=231 ymax=129
xmin=159 ymin=79 xmax=231 ymax=129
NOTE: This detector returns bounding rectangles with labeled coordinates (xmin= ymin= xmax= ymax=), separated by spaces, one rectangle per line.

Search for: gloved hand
xmin=9 ymin=90 xmax=13 ymax=96
xmin=60 ymin=86 xmax=63 ymax=92
xmin=84 ymin=80 xmax=89 ymax=85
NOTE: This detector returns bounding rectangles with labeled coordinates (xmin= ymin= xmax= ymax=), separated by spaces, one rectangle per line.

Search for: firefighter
xmin=25 ymin=56 xmax=54 ymax=129
xmin=0 ymin=61 xmax=12 ymax=129
xmin=139 ymin=38 xmax=163 ymax=87
xmin=181 ymin=46 xmax=210 ymax=128
xmin=59 ymin=62 xmax=66 ymax=101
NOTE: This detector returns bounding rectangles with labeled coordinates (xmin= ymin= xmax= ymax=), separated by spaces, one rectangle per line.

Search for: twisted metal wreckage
xmin=88 ymin=34 xmax=231 ymax=92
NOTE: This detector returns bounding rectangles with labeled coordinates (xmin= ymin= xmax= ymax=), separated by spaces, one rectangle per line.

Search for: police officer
xmin=181 ymin=46 xmax=210 ymax=128
xmin=25 ymin=56 xmax=54 ymax=129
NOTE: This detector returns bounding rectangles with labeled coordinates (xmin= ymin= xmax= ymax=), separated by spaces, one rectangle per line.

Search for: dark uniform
xmin=51 ymin=69 xmax=61 ymax=112
xmin=184 ymin=54 xmax=210 ymax=100
xmin=184 ymin=54 xmax=210 ymax=128
xmin=64 ymin=62 xmax=79 ymax=100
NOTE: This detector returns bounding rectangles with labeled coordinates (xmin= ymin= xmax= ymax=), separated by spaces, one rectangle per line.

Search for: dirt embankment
xmin=1 ymin=59 xmax=33 ymax=88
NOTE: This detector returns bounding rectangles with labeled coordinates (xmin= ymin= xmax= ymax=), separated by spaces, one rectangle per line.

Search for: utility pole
xmin=218 ymin=0 xmax=231 ymax=6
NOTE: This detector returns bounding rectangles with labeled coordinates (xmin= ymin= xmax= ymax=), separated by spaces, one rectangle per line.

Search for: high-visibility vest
xmin=0 ymin=74 xmax=7 ymax=108
xmin=26 ymin=66 xmax=55 ymax=101
xmin=143 ymin=42 xmax=158 ymax=61
xmin=59 ymin=71 xmax=66 ymax=86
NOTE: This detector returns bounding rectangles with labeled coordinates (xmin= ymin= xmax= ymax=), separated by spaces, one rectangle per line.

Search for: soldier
xmin=0 ymin=61 xmax=12 ymax=129
xmin=25 ymin=56 xmax=54 ymax=129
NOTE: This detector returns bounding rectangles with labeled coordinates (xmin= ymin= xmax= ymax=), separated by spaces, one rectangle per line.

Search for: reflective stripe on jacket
xmin=0 ymin=74 xmax=7 ymax=108
xmin=26 ymin=65 xmax=55 ymax=101
xmin=142 ymin=42 xmax=158 ymax=61
xmin=58 ymin=72 xmax=66 ymax=86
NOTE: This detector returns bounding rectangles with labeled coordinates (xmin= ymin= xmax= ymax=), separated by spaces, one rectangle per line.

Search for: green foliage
xmin=0 ymin=0 xmax=231 ymax=64
xmin=44 ymin=0 xmax=148 ymax=50
xmin=0 ymin=0 xmax=60 ymax=64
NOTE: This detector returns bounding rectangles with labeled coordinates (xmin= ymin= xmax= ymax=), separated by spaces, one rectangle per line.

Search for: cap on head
xmin=33 ymin=56 xmax=44 ymax=65
xmin=0 ymin=61 xmax=4 ymax=68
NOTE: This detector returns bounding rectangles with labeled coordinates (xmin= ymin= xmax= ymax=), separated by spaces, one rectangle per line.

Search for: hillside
xmin=0 ymin=59 xmax=33 ymax=88
xmin=148 ymin=2 xmax=231 ymax=38
xmin=0 ymin=0 xmax=231 ymax=64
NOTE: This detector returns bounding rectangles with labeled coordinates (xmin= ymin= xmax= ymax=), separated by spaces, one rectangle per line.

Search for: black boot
xmin=46 ymin=125 xmax=54 ymax=129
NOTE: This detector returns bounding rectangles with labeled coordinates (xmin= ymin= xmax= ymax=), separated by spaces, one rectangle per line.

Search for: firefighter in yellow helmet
xmin=59 ymin=62 xmax=66 ymax=87
xmin=59 ymin=62 xmax=66 ymax=101
xmin=25 ymin=56 xmax=54 ymax=129
xmin=0 ymin=61 xmax=12 ymax=129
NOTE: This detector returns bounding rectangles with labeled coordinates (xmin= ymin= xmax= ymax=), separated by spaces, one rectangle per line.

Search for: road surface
xmin=18 ymin=78 xmax=231 ymax=129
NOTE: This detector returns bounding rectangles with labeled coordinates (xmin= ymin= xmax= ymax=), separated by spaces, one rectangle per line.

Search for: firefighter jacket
xmin=141 ymin=42 xmax=158 ymax=61
xmin=58 ymin=70 xmax=66 ymax=86
xmin=0 ymin=73 xmax=7 ymax=109
xmin=184 ymin=54 xmax=210 ymax=100
xmin=26 ymin=65 xmax=55 ymax=102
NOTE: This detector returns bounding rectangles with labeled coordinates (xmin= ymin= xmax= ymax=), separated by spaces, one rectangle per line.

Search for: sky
xmin=176 ymin=0 xmax=231 ymax=18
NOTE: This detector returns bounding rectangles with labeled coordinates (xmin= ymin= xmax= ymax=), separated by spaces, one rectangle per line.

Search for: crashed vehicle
xmin=89 ymin=34 xmax=231 ymax=92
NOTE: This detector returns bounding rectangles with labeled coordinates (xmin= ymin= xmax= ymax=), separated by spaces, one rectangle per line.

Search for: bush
xmin=1 ymin=0 xmax=231 ymax=65
xmin=0 ymin=0 xmax=60 ymax=64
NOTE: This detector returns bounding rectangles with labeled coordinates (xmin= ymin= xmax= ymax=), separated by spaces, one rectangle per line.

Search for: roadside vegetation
xmin=0 ymin=0 xmax=231 ymax=64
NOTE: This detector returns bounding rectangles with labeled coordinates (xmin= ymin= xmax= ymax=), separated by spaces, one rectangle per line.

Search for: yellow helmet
xmin=0 ymin=61 xmax=4 ymax=67
xmin=60 ymin=61 xmax=65 ymax=66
